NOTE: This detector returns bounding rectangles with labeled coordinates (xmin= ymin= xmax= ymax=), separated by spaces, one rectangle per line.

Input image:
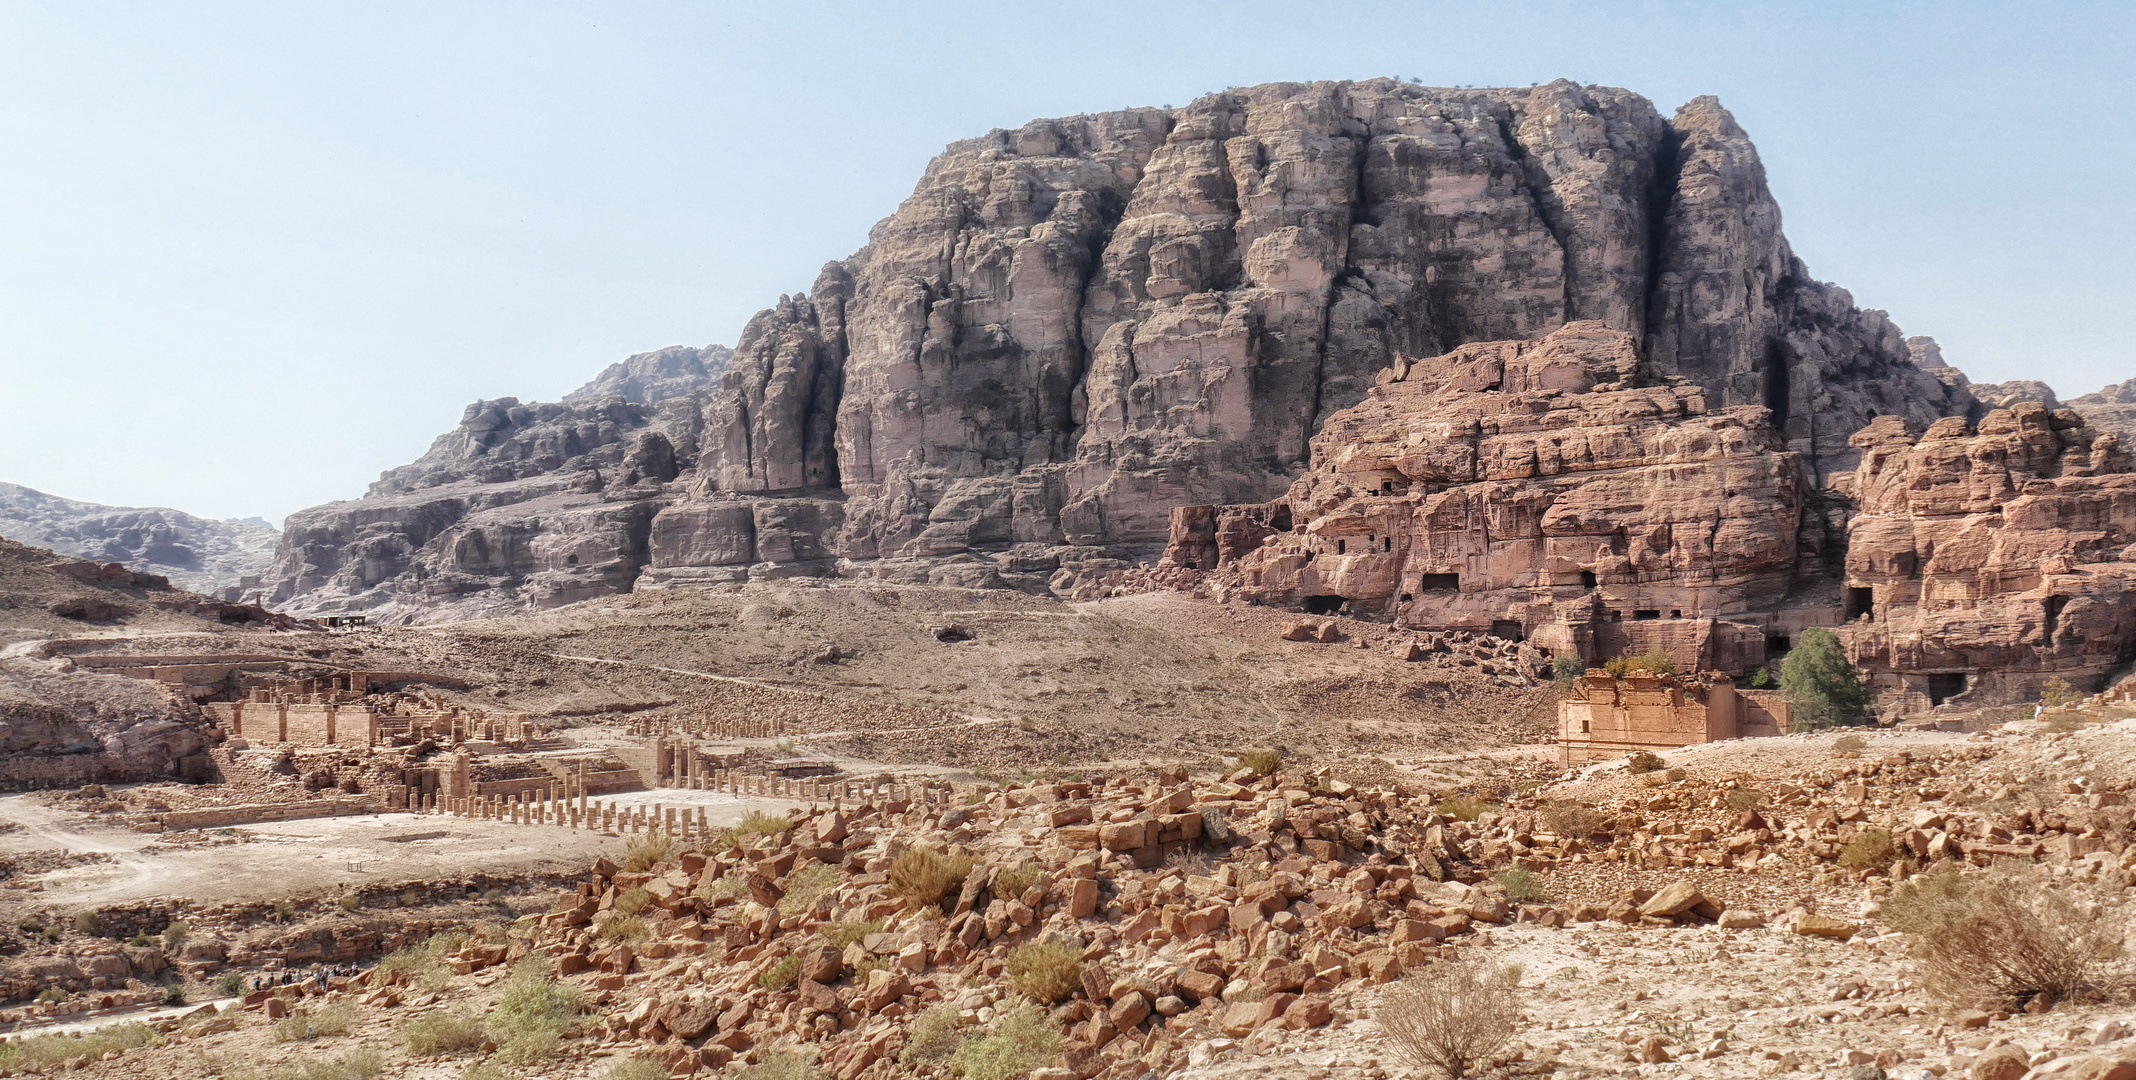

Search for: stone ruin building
xmin=1556 ymin=669 xmax=1791 ymax=766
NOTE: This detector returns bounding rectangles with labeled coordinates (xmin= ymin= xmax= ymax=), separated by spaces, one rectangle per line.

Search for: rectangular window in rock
xmin=1418 ymin=573 xmax=1459 ymax=591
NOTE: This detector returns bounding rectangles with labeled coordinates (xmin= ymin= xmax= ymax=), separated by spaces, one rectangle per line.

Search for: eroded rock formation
xmin=0 ymin=483 xmax=278 ymax=598
xmin=271 ymin=79 xmax=1976 ymax=619
xmin=265 ymin=345 xmax=727 ymax=620
xmin=1161 ymin=323 xmax=1820 ymax=674
xmin=1835 ymin=405 xmax=2136 ymax=709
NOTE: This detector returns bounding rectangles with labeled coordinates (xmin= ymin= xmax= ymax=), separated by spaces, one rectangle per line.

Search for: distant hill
xmin=0 ymin=483 xmax=279 ymax=599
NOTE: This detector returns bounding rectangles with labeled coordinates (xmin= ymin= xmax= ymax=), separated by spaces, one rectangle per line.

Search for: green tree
xmin=1552 ymin=656 xmax=1585 ymax=689
xmin=1780 ymin=627 xmax=1872 ymax=729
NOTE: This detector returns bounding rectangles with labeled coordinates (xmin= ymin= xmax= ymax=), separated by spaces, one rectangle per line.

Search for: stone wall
xmin=1557 ymin=672 xmax=1786 ymax=765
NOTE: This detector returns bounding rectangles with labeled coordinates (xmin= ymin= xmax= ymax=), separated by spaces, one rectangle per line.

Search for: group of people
xmin=248 ymin=963 xmax=364 ymax=994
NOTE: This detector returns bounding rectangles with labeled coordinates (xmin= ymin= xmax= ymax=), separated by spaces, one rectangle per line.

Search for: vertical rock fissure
xmin=1639 ymin=123 xmax=1684 ymax=359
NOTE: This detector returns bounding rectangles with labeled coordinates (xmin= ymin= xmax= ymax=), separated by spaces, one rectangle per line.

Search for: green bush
xmin=401 ymin=1007 xmax=487 ymax=1055
xmin=0 ymin=1021 xmax=158 ymax=1071
xmin=899 ymin=1002 xmax=966 ymax=1069
xmin=1492 ymin=868 xmax=1550 ymax=905
xmin=73 ymin=910 xmax=102 ymax=936
xmin=214 ymin=972 xmax=248 ymax=997
xmin=1780 ymin=627 xmax=1872 ymax=730
xmin=737 ymin=1051 xmax=826 ymax=1080
xmin=1552 ymin=656 xmax=1584 ymax=689
xmin=486 ymin=956 xmax=589 ymax=1064
xmin=161 ymin=919 xmax=189 ymax=948
xmin=163 ymin=982 xmax=189 ymax=1006
xmin=759 ymin=953 xmax=801 ymax=991
xmin=1005 ymin=939 xmax=1084 ymax=1004
xmin=948 ymin=1001 xmax=1060 ymax=1080
xmin=604 ymin=1059 xmax=671 ymax=1080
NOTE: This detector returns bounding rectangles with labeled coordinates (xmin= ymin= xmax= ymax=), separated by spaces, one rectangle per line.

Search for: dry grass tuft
xmin=1005 ymin=938 xmax=1084 ymax=1004
xmin=889 ymin=847 xmax=976 ymax=913
xmin=1433 ymin=794 xmax=1499 ymax=823
xmin=1539 ymin=800 xmax=1606 ymax=838
xmin=1838 ymin=829 xmax=1897 ymax=870
xmin=1377 ymin=958 xmax=1521 ymax=1079
xmin=1879 ymin=865 xmax=2125 ymax=1011
xmin=622 ymin=829 xmax=674 ymax=873
xmin=993 ymin=860 xmax=1044 ymax=900
xmin=946 ymin=1000 xmax=1059 ymax=1080
xmin=1235 ymin=748 xmax=1282 ymax=777
xmin=777 ymin=861 xmax=843 ymax=916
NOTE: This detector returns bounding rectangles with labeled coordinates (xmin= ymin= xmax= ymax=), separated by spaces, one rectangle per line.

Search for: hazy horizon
xmin=4 ymin=2 xmax=2129 ymax=524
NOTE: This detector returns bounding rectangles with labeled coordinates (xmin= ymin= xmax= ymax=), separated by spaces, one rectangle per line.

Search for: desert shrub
xmin=697 ymin=870 xmax=751 ymax=904
xmin=1663 ymin=766 xmax=1687 ymax=782
xmin=1433 ymin=794 xmax=1499 ymax=823
xmin=1879 ymin=865 xmax=2124 ymax=1010
xmin=1603 ymin=651 xmax=1678 ymax=678
xmin=1005 ymin=939 xmax=1084 ymax=1004
xmin=821 ymin=919 xmax=885 ymax=950
xmin=948 ymin=1000 xmax=1060 ymax=1080
xmin=778 ymin=861 xmax=843 ymax=916
xmin=1781 ymin=627 xmax=1872 ymax=729
xmin=401 ymin=1007 xmax=487 ymax=1055
xmin=0 ymin=1021 xmax=159 ymax=1071
xmin=14 ymin=918 xmax=41 ymax=935
xmin=889 ymin=848 xmax=976 ymax=913
xmin=1621 ymin=751 xmax=1664 ymax=775
xmin=2042 ymin=711 xmax=2090 ymax=733
xmin=272 ymin=1001 xmax=357 ymax=1042
xmin=1831 ymin=733 xmax=1868 ymax=755
xmin=162 ymin=919 xmax=190 ymax=948
xmin=737 ymin=1051 xmax=826 ymax=1080
xmin=339 ymin=893 xmax=361 ymax=912
xmin=732 ymin=810 xmax=795 ymax=840
xmin=1377 ymin=959 xmax=1522 ymax=1079
xmin=73 ymin=909 xmax=102 ymax=935
xmin=371 ymin=930 xmax=467 ymax=992
xmin=132 ymin=932 xmax=156 ymax=947
xmin=994 ymin=860 xmax=1044 ymax=900
xmin=613 ymin=885 xmax=652 ymax=916
xmin=1235 ymin=748 xmax=1282 ymax=777
xmin=759 ymin=953 xmax=801 ymax=991
xmin=1548 ymin=803 xmax=1610 ymax=852
xmin=598 ymin=914 xmax=651 ymax=943
xmin=214 ymin=972 xmax=247 ymax=997
xmin=461 ymin=1064 xmax=514 ymax=1080
xmin=34 ymin=987 xmax=68 ymax=1004
xmin=272 ymin=898 xmax=296 ymax=922
xmin=1551 ymin=656 xmax=1584 ymax=689
xmin=486 ymin=957 xmax=588 ymax=1064
xmin=1723 ymin=786 xmax=1767 ymax=812
xmin=622 ymin=829 xmax=674 ymax=873
xmin=163 ymin=982 xmax=189 ymax=1006
xmin=1748 ymin=667 xmax=1773 ymax=688
xmin=604 ymin=1059 xmax=672 ymax=1080
xmin=1838 ymin=829 xmax=1897 ymax=870
xmin=2040 ymin=677 xmax=2085 ymax=708
xmin=901 ymin=1002 xmax=966 ymax=1068
xmin=1491 ymin=868 xmax=1549 ymax=905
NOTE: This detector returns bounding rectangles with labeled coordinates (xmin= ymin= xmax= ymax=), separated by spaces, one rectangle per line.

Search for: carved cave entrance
xmin=1845 ymin=587 xmax=1874 ymax=621
xmin=1926 ymin=672 xmax=1968 ymax=706
xmin=1304 ymin=595 xmax=1346 ymax=616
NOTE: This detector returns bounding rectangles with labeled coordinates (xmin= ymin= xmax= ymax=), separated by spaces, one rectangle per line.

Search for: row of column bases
xmin=404 ymin=772 xmax=956 ymax=837
xmin=629 ymin=715 xmax=787 ymax=739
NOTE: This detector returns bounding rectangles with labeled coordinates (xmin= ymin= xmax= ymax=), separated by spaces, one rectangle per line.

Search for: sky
xmin=2 ymin=2 xmax=2130 ymax=525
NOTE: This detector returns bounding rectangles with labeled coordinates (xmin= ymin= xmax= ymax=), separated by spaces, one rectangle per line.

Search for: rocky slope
xmin=268 ymin=78 xmax=1977 ymax=621
xmin=265 ymin=345 xmax=728 ymax=620
xmin=0 ymin=483 xmax=278 ymax=599
xmin=0 ymin=538 xmax=283 ymax=789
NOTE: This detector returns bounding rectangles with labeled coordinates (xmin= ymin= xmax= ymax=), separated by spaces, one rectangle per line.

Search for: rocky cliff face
xmin=2068 ymin=378 xmax=2136 ymax=446
xmin=0 ymin=484 xmax=279 ymax=598
xmin=1836 ymin=406 xmax=2136 ymax=708
xmin=1158 ymin=323 xmax=1815 ymax=675
xmin=272 ymin=79 xmax=1977 ymax=619
xmin=264 ymin=345 xmax=727 ymax=621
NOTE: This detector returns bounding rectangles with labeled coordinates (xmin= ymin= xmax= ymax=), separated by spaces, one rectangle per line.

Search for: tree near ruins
xmin=1780 ymin=627 xmax=1873 ymax=729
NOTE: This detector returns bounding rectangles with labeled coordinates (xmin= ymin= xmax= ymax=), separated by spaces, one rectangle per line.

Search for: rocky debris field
xmin=3 ymin=707 xmax=2133 ymax=1080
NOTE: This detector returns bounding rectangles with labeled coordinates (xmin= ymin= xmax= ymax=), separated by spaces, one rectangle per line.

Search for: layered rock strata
xmin=1834 ymin=405 xmax=2136 ymax=710
xmin=265 ymin=346 xmax=727 ymax=620
xmin=0 ymin=483 xmax=279 ymax=598
xmin=1160 ymin=323 xmax=1818 ymax=674
xmin=269 ymin=79 xmax=1976 ymax=618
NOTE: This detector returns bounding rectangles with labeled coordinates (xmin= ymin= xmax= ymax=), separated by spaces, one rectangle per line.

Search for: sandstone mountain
xmin=265 ymin=345 xmax=728 ymax=620
xmin=0 ymin=482 xmax=279 ymax=598
xmin=1911 ymin=336 xmax=2134 ymax=446
xmin=268 ymin=78 xmax=1979 ymax=621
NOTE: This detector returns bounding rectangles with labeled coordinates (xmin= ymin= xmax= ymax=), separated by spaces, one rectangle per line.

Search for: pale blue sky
xmin=2 ymin=1 xmax=2129 ymax=523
